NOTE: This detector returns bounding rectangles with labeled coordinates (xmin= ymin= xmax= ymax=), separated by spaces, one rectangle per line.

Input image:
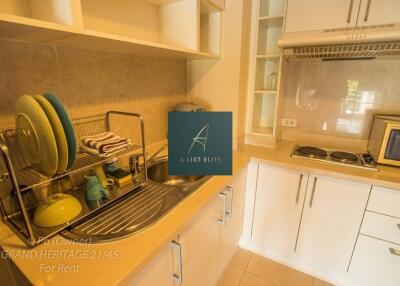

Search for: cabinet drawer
xmin=367 ymin=186 xmax=400 ymax=218
xmin=348 ymin=235 xmax=400 ymax=286
xmin=361 ymin=211 xmax=400 ymax=245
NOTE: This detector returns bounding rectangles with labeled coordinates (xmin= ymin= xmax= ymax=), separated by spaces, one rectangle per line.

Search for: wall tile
xmin=0 ymin=39 xmax=186 ymax=144
xmin=0 ymin=39 xmax=62 ymax=126
xmin=281 ymin=60 xmax=400 ymax=140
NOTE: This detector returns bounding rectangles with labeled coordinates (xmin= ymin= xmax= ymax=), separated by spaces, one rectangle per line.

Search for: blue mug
xmin=84 ymin=172 xmax=109 ymax=201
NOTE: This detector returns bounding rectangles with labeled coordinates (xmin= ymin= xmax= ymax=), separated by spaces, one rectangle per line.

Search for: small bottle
xmin=264 ymin=72 xmax=278 ymax=90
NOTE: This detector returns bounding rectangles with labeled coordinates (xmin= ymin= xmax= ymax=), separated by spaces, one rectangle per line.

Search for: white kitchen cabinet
xmin=358 ymin=0 xmax=400 ymax=27
xmin=251 ymin=164 xmax=308 ymax=261
xmin=180 ymin=194 xmax=222 ymax=286
xmin=130 ymin=242 xmax=176 ymax=286
xmin=294 ymin=175 xmax=370 ymax=284
xmin=219 ymin=168 xmax=248 ymax=271
xmin=348 ymin=235 xmax=400 ymax=286
xmin=285 ymin=0 xmax=360 ymax=32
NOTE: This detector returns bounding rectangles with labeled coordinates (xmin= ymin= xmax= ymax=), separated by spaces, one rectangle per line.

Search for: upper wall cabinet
xmin=285 ymin=0 xmax=358 ymax=32
xmin=357 ymin=0 xmax=400 ymax=27
xmin=0 ymin=0 xmax=223 ymax=59
xmin=285 ymin=0 xmax=400 ymax=33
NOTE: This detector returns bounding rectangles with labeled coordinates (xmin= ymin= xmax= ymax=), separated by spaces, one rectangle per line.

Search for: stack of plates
xmin=15 ymin=93 xmax=76 ymax=177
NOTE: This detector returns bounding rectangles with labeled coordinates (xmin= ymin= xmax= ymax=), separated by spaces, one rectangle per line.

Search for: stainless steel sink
xmin=147 ymin=157 xmax=204 ymax=186
xmin=62 ymin=156 xmax=208 ymax=243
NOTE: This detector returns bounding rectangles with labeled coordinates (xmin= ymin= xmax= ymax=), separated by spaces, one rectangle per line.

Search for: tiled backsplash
xmin=0 ymin=39 xmax=186 ymax=144
xmin=281 ymin=60 xmax=400 ymax=143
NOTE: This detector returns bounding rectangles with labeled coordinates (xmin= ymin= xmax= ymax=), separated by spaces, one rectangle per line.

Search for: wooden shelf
xmin=0 ymin=0 xmax=222 ymax=60
xmin=259 ymin=15 xmax=283 ymax=28
xmin=257 ymin=53 xmax=281 ymax=59
xmin=254 ymin=90 xmax=277 ymax=94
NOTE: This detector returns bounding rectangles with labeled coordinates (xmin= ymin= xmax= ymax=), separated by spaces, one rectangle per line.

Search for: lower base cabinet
xmin=129 ymin=167 xmax=247 ymax=286
xmin=347 ymin=235 xmax=400 ymax=286
xmin=243 ymin=163 xmax=371 ymax=286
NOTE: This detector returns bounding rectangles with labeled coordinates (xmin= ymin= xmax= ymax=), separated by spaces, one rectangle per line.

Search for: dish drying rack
xmin=0 ymin=111 xmax=147 ymax=247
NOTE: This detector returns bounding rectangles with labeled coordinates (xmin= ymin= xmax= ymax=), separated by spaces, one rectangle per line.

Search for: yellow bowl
xmin=34 ymin=193 xmax=82 ymax=228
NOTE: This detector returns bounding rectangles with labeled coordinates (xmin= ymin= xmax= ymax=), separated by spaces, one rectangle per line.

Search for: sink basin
xmin=62 ymin=157 xmax=209 ymax=243
xmin=147 ymin=157 xmax=204 ymax=186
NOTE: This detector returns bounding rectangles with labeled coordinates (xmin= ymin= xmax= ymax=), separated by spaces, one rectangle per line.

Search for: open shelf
xmin=251 ymin=92 xmax=277 ymax=135
xmin=81 ymin=0 xmax=199 ymax=51
xmin=259 ymin=0 xmax=285 ymax=17
xmin=255 ymin=58 xmax=279 ymax=90
xmin=0 ymin=0 xmax=75 ymax=41
xmin=257 ymin=19 xmax=282 ymax=55
xmin=199 ymin=0 xmax=221 ymax=55
xmin=259 ymin=15 xmax=283 ymax=27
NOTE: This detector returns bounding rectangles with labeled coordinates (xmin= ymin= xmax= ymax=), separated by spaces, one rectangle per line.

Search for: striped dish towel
xmin=81 ymin=131 xmax=132 ymax=156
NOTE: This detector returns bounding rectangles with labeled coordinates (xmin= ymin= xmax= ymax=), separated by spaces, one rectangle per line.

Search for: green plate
xmin=44 ymin=93 xmax=76 ymax=169
xmin=16 ymin=95 xmax=58 ymax=177
xmin=34 ymin=95 xmax=68 ymax=174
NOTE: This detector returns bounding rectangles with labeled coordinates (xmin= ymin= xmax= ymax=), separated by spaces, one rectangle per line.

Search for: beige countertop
xmin=239 ymin=140 xmax=400 ymax=190
xmin=0 ymin=151 xmax=250 ymax=286
xmin=1 ymin=140 xmax=399 ymax=286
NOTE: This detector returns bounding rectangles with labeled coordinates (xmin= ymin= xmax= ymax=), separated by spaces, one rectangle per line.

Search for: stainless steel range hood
xmin=278 ymin=24 xmax=400 ymax=60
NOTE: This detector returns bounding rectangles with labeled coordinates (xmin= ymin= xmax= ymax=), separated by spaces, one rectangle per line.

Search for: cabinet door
xmin=285 ymin=0 xmax=360 ymax=32
xmin=294 ymin=175 xmax=370 ymax=284
xmin=129 ymin=243 xmax=175 ymax=286
xmin=180 ymin=194 xmax=222 ymax=286
xmin=251 ymin=164 xmax=308 ymax=261
xmin=220 ymin=168 xmax=247 ymax=271
xmin=348 ymin=235 xmax=400 ymax=286
xmin=358 ymin=0 xmax=400 ymax=27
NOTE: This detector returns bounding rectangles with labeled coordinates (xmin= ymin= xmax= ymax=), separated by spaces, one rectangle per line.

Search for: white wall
xmin=186 ymin=0 xmax=252 ymax=148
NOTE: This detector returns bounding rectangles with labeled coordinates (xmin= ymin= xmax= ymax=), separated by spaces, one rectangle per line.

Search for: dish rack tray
xmin=0 ymin=111 xmax=147 ymax=247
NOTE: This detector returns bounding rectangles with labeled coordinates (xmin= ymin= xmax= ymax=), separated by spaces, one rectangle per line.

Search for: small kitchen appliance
xmin=368 ymin=115 xmax=400 ymax=167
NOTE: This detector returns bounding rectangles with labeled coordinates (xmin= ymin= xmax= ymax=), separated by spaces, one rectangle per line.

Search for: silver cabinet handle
xmin=296 ymin=174 xmax=303 ymax=204
xmin=389 ymin=247 xmax=400 ymax=256
xmin=171 ymin=240 xmax=183 ymax=283
xmin=225 ymin=186 xmax=233 ymax=217
xmin=364 ymin=0 xmax=371 ymax=22
xmin=397 ymin=224 xmax=400 ymax=230
xmin=309 ymin=177 xmax=317 ymax=208
xmin=347 ymin=0 xmax=354 ymax=23
xmin=218 ymin=193 xmax=227 ymax=225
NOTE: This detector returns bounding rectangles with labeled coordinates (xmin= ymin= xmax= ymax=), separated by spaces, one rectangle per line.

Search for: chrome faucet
xmin=147 ymin=143 xmax=168 ymax=164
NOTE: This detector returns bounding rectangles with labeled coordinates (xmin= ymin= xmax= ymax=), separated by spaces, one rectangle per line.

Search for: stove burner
xmin=330 ymin=151 xmax=358 ymax=163
xmin=297 ymin=146 xmax=327 ymax=158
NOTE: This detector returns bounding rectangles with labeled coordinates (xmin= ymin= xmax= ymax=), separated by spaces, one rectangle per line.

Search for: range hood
xmin=278 ymin=24 xmax=400 ymax=60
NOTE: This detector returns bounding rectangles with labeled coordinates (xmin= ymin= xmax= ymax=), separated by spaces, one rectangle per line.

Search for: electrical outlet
xmin=281 ymin=118 xmax=297 ymax=128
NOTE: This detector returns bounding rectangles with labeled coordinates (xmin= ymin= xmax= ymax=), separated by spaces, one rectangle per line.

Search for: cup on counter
xmin=93 ymin=166 xmax=114 ymax=188
xmin=84 ymin=172 xmax=109 ymax=202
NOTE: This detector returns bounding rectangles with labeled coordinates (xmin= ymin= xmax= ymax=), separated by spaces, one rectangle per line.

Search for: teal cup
xmin=84 ymin=172 xmax=109 ymax=201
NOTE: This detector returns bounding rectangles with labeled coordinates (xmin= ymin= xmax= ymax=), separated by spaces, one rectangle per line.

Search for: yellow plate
xmin=34 ymin=193 xmax=82 ymax=228
xmin=33 ymin=95 xmax=68 ymax=174
xmin=16 ymin=95 xmax=58 ymax=176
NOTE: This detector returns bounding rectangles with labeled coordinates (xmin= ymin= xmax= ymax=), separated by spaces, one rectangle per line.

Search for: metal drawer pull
xmin=218 ymin=193 xmax=228 ymax=225
xmin=225 ymin=186 xmax=233 ymax=216
xmin=296 ymin=174 xmax=303 ymax=204
xmin=309 ymin=177 xmax=318 ymax=208
xmin=347 ymin=0 xmax=354 ymax=23
xmin=171 ymin=240 xmax=183 ymax=283
xmin=389 ymin=247 xmax=400 ymax=256
xmin=364 ymin=0 xmax=371 ymax=22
